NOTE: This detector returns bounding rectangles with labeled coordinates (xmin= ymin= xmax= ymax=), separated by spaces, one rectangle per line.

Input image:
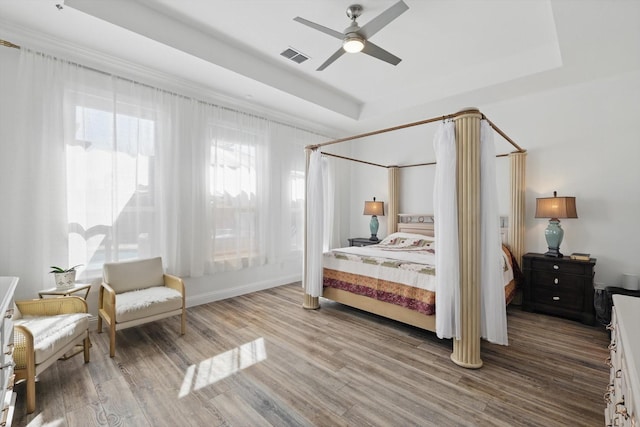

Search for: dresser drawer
xmin=529 ymin=258 xmax=590 ymax=275
xmin=531 ymin=286 xmax=583 ymax=311
xmin=0 ymin=309 xmax=13 ymax=369
xmin=530 ymin=271 xmax=583 ymax=292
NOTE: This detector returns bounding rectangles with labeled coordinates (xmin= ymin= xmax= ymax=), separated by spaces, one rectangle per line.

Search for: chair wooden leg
xmin=181 ymin=310 xmax=186 ymax=335
xmin=83 ymin=336 xmax=90 ymax=363
xmin=109 ymin=323 xmax=116 ymax=358
xmin=97 ymin=314 xmax=102 ymax=333
xmin=26 ymin=365 xmax=36 ymax=414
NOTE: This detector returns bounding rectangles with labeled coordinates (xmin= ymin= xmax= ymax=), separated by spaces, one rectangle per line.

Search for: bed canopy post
xmin=508 ymin=151 xmax=527 ymax=266
xmin=303 ymin=147 xmax=320 ymax=310
xmin=388 ymin=167 xmax=400 ymax=234
xmin=451 ymin=109 xmax=483 ymax=369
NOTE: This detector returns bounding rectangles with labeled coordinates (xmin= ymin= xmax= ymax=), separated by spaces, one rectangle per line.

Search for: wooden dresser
xmin=606 ymin=295 xmax=640 ymax=426
xmin=0 ymin=277 xmax=17 ymax=427
xmin=522 ymin=253 xmax=596 ymax=325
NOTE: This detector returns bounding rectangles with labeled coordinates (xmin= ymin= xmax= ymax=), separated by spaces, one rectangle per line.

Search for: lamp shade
xmin=534 ymin=192 xmax=578 ymax=220
xmin=363 ymin=200 xmax=384 ymax=216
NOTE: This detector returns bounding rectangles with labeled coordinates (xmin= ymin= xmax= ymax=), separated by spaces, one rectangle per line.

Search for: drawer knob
xmin=552 ymin=296 xmax=560 ymax=301
xmin=554 ymin=278 xmax=559 ymax=285
xmin=553 ymin=264 xmax=559 ymax=270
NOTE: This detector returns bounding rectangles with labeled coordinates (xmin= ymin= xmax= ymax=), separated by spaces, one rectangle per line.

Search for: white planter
xmin=54 ymin=271 xmax=76 ymax=289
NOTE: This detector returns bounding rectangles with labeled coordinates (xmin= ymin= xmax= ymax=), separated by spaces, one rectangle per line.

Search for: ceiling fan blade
xmin=317 ymin=48 xmax=346 ymax=71
xmin=359 ymin=0 xmax=409 ymax=39
xmin=293 ymin=16 xmax=344 ymax=40
xmin=361 ymin=41 xmax=402 ymax=66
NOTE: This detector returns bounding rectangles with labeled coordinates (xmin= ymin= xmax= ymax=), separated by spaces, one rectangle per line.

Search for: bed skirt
xmin=322 ymin=269 xmax=517 ymax=333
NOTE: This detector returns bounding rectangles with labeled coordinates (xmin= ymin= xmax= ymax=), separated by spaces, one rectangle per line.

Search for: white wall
xmin=486 ymin=70 xmax=640 ymax=288
xmin=347 ymin=70 xmax=640 ymax=289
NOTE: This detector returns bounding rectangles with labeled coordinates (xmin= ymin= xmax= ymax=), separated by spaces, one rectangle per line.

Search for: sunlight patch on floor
xmin=179 ymin=337 xmax=267 ymax=398
xmin=26 ymin=414 xmax=66 ymax=427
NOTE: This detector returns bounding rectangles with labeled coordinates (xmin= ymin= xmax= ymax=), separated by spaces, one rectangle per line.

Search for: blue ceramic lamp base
xmin=544 ymin=219 xmax=564 ymax=258
xmin=369 ymin=215 xmax=379 ymax=241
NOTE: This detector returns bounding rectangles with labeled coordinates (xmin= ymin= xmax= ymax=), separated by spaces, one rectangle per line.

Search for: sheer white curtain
xmin=155 ymin=96 xmax=211 ymax=277
xmin=3 ymin=50 xmax=72 ymax=298
xmin=304 ymin=149 xmax=324 ymax=297
xmin=322 ymin=156 xmax=339 ymax=250
xmin=480 ymin=120 xmax=508 ymax=345
xmin=208 ymin=109 xmax=270 ymax=272
xmin=266 ymin=124 xmax=320 ymax=263
xmin=4 ymin=48 xmax=320 ymax=297
xmin=65 ymin=75 xmax=170 ymax=280
xmin=433 ymin=121 xmax=460 ymax=340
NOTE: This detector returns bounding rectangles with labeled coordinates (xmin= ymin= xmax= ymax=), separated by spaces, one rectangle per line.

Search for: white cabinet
xmin=0 ymin=277 xmax=17 ymax=427
xmin=606 ymin=295 xmax=640 ymax=426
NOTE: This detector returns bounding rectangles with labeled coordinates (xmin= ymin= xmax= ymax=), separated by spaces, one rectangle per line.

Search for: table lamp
xmin=363 ymin=197 xmax=384 ymax=241
xmin=535 ymin=191 xmax=578 ymax=257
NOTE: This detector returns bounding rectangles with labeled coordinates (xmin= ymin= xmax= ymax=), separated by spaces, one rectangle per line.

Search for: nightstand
xmin=348 ymin=237 xmax=379 ymax=247
xmin=522 ymin=253 xmax=596 ymax=325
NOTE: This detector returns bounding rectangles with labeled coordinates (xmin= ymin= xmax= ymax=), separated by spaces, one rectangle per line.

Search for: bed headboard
xmin=397 ymin=222 xmax=435 ymax=237
xmin=396 ymin=214 xmax=509 ymax=243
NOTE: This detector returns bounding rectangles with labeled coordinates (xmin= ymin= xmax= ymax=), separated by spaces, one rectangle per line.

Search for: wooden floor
xmin=13 ymin=283 xmax=610 ymax=427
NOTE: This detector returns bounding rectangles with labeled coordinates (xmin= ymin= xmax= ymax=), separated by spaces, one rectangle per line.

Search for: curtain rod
xmin=321 ymin=150 xmax=514 ymax=169
xmin=0 ymin=39 xmax=20 ymax=49
xmin=320 ymin=152 xmax=387 ymax=168
xmin=0 ymin=38 xmax=330 ymax=140
xmin=306 ymin=109 xmax=526 ymax=154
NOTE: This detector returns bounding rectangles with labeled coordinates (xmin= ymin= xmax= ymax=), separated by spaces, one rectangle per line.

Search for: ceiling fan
xmin=294 ymin=1 xmax=409 ymax=71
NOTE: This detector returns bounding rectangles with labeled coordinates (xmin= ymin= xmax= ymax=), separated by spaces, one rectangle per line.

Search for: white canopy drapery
xmin=480 ymin=120 xmax=509 ymax=345
xmin=433 ymin=121 xmax=461 ymax=340
xmin=304 ymin=149 xmax=324 ymax=298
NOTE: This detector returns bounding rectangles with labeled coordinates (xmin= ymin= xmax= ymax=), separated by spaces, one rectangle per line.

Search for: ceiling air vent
xmin=280 ymin=47 xmax=309 ymax=64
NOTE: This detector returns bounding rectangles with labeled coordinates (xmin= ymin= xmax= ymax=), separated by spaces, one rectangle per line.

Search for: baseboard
xmin=185 ymin=274 xmax=301 ymax=308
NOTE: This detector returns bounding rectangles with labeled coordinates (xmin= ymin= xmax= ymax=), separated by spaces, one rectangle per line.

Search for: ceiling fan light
xmin=343 ymin=35 xmax=365 ymax=53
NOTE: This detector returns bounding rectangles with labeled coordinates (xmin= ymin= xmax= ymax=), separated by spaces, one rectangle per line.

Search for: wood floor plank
xmin=12 ymin=282 xmax=610 ymax=426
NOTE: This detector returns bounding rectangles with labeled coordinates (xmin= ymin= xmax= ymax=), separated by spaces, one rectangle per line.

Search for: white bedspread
xmin=324 ymin=233 xmax=438 ymax=291
xmin=323 ymin=232 xmax=513 ymax=292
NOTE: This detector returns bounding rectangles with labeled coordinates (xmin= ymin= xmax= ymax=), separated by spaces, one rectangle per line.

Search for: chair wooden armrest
xmin=163 ymin=274 xmax=186 ymax=336
xmin=163 ymin=273 xmax=185 ymax=295
xmin=97 ymin=281 xmax=116 ymax=332
xmin=13 ymin=325 xmax=34 ymax=369
xmin=16 ymin=296 xmax=88 ymax=316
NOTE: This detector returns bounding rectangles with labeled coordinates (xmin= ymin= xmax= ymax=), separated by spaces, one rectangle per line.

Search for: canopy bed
xmin=302 ymin=109 xmax=527 ymax=369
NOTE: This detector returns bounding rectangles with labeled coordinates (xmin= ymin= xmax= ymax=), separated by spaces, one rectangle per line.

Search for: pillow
xmin=379 ymin=232 xmax=435 ymax=248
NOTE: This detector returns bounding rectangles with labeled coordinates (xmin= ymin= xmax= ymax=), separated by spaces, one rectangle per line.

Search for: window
xmin=289 ymin=170 xmax=305 ymax=251
xmin=66 ymin=98 xmax=157 ymax=278
xmin=209 ymin=136 xmax=260 ymax=263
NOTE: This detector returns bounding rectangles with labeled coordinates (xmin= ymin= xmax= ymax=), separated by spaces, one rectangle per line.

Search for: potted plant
xmin=49 ymin=265 xmax=82 ymax=289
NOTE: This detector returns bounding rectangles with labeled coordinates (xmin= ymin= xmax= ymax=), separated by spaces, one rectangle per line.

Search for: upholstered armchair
xmin=98 ymin=257 xmax=185 ymax=358
xmin=14 ymin=296 xmax=91 ymax=414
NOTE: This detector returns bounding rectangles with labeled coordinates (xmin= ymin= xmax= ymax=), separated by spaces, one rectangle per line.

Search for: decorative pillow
xmin=379 ymin=232 xmax=435 ymax=248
